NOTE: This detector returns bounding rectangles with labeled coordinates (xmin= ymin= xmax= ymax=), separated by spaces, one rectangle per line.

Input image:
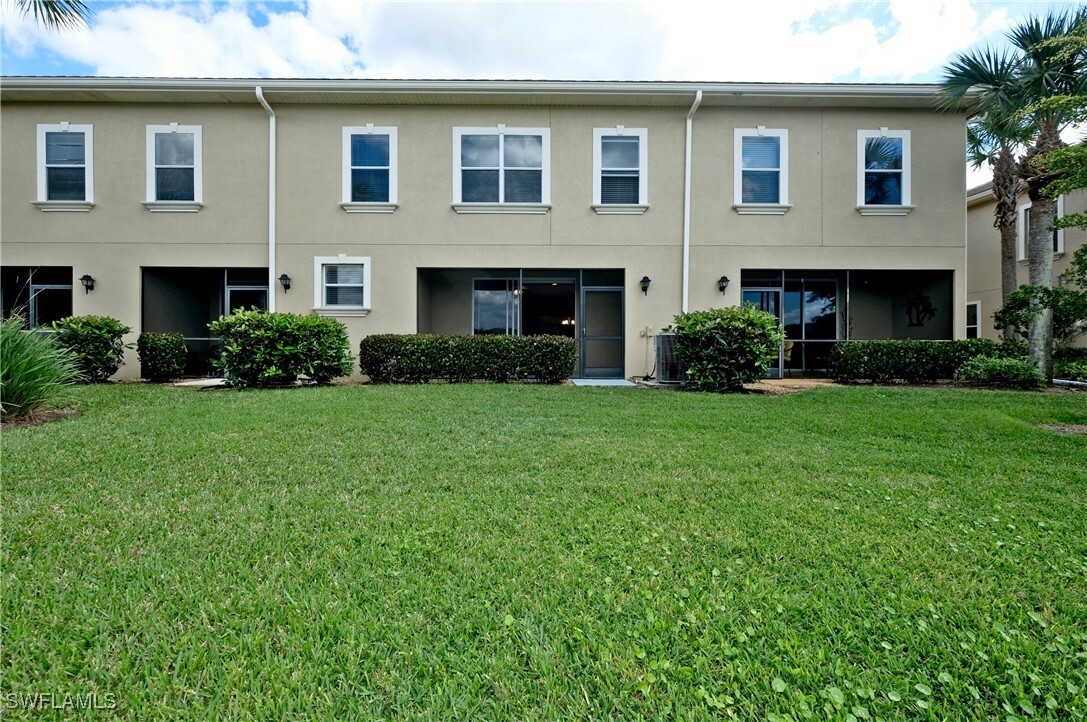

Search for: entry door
xmin=742 ymin=288 xmax=783 ymax=378
xmin=580 ymin=287 xmax=624 ymax=378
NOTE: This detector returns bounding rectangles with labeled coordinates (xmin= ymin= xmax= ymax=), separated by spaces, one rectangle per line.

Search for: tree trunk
xmin=1025 ymin=199 xmax=1055 ymax=379
xmin=992 ymin=146 xmax=1020 ymax=338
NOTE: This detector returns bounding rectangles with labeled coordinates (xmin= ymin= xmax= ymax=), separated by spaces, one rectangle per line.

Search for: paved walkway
xmin=571 ymin=378 xmax=637 ymax=387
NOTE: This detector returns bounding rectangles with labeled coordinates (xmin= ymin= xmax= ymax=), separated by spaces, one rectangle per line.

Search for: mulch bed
xmin=1 ymin=408 xmax=80 ymax=430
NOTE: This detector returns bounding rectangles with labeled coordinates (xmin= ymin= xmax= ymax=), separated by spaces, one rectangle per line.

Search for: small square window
xmin=35 ymin=124 xmax=93 ymax=211
xmin=313 ymin=256 xmax=371 ymax=316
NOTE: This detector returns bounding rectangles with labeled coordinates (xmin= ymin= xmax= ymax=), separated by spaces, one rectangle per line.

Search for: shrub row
xmin=1054 ymin=359 xmax=1087 ymax=382
xmin=137 ymin=332 xmax=187 ymax=382
xmin=209 ymin=310 xmax=353 ymax=387
xmin=829 ymin=339 xmax=1026 ymax=384
xmin=667 ymin=306 xmax=784 ymax=392
xmin=957 ymin=357 xmax=1045 ymax=390
xmin=358 ymin=334 xmax=577 ymax=384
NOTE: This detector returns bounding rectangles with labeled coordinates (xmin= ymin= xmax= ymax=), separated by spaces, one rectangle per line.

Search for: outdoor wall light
xmin=79 ymin=274 xmax=95 ymax=293
xmin=279 ymin=273 xmax=292 ymax=292
xmin=718 ymin=275 xmax=731 ymax=294
xmin=640 ymin=276 xmax=651 ymax=295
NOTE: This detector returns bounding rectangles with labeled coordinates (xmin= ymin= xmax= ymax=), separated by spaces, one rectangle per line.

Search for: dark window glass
xmin=351 ymin=134 xmax=390 ymax=167
xmin=351 ymin=169 xmax=390 ymax=202
xmin=156 ymin=168 xmax=195 ymax=201
xmin=601 ymin=172 xmax=639 ymax=204
xmin=47 ymin=167 xmax=85 ymax=201
xmin=461 ymin=170 xmax=499 ymax=202
xmin=504 ymin=170 xmax=541 ymax=203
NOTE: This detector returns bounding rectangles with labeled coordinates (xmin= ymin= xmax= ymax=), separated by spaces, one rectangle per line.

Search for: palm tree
xmin=15 ymin=0 xmax=90 ymax=30
xmin=940 ymin=49 xmax=1029 ymax=337
xmin=941 ymin=9 xmax=1087 ymax=378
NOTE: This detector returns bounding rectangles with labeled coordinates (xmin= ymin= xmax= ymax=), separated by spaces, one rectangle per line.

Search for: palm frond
xmin=16 ymin=0 xmax=91 ymax=31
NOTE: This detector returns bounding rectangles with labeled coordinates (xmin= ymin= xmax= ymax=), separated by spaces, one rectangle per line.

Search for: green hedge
xmin=137 ymin=332 xmax=187 ymax=382
xmin=957 ymin=357 xmax=1045 ymax=390
xmin=666 ymin=306 xmax=785 ymax=392
xmin=358 ymin=334 xmax=577 ymax=384
xmin=208 ymin=310 xmax=353 ymax=388
xmin=828 ymin=339 xmax=1026 ymax=384
xmin=1054 ymin=359 xmax=1087 ymax=382
xmin=52 ymin=315 xmax=131 ymax=383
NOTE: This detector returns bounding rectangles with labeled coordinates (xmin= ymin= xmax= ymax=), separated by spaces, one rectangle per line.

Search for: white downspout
xmin=682 ymin=89 xmax=702 ymax=313
xmin=255 ymin=86 xmax=277 ymax=312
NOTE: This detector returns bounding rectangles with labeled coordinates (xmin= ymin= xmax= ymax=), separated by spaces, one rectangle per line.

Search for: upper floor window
xmin=452 ymin=126 xmax=550 ymax=214
xmin=592 ymin=127 xmax=648 ymax=214
xmin=35 ymin=124 xmax=93 ymax=211
xmin=313 ymin=255 xmax=371 ymax=317
xmin=857 ymin=129 xmax=913 ymax=215
xmin=733 ymin=127 xmax=789 ymax=214
xmin=342 ymin=126 xmax=398 ymax=213
xmin=145 ymin=124 xmax=202 ymax=212
xmin=1017 ymin=196 xmax=1064 ymax=260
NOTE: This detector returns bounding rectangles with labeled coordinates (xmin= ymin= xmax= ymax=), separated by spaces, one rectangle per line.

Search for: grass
xmin=2 ymin=383 xmax=1086 ymax=720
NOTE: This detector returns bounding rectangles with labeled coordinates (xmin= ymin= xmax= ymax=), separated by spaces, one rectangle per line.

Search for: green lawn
xmin=2 ymin=384 xmax=1086 ymax=720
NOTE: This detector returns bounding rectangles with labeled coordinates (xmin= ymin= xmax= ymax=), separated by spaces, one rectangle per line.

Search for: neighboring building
xmin=966 ymin=184 xmax=1086 ymax=341
xmin=1 ymin=78 xmax=974 ymax=379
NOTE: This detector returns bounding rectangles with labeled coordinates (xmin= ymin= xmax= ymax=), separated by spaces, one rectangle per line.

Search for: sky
xmin=1 ymin=0 xmax=1083 ymax=186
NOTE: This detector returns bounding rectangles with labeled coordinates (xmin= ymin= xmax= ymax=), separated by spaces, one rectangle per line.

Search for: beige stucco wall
xmin=966 ymin=189 xmax=1086 ymax=341
xmin=2 ymin=97 xmax=969 ymax=379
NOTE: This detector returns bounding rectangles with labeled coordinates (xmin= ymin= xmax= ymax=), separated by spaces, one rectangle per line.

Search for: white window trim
xmin=341 ymin=125 xmax=398 ymax=213
xmin=452 ymin=126 xmax=551 ymax=214
xmin=144 ymin=124 xmax=203 ymax=212
xmin=592 ymin=126 xmax=648 ymax=215
xmin=1017 ymin=196 xmax=1065 ymax=261
xmin=856 ymin=128 xmax=914 ymax=215
xmin=966 ymin=300 xmax=981 ymax=339
xmin=313 ymin=255 xmax=371 ymax=316
xmin=34 ymin=123 xmax=94 ymax=212
xmin=733 ymin=126 xmax=790 ymax=215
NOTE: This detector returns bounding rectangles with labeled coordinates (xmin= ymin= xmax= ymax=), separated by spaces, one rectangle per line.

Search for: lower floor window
xmin=1 ymin=266 xmax=73 ymax=328
xmin=313 ymin=256 xmax=371 ymax=314
xmin=966 ymin=301 xmax=980 ymax=339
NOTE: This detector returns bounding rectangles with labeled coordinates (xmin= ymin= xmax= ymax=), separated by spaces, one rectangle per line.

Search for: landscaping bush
xmin=957 ymin=356 xmax=1045 ymax=390
xmin=829 ymin=339 xmax=1025 ymax=384
xmin=1053 ymin=359 xmax=1087 ymax=382
xmin=52 ymin=315 xmax=131 ymax=383
xmin=0 ymin=314 xmax=82 ymax=420
xmin=358 ymin=334 xmax=577 ymax=384
xmin=1054 ymin=346 xmax=1087 ymax=364
xmin=666 ymin=306 xmax=784 ymax=392
xmin=208 ymin=310 xmax=353 ymax=388
xmin=137 ymin=332 xmax=187 ymax=382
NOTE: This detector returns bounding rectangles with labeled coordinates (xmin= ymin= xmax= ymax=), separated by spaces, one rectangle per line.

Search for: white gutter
xmin=681 ymin=90 xmax=702 ymax=313
xmin=255 ymin=86 xmax=277 ymax=312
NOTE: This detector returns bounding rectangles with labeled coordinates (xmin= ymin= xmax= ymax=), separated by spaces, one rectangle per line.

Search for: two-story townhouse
xmin=0 ymin=78 xmax=974 ymax=380
xmin=966 ymin=184 xmax=1086 ymax=343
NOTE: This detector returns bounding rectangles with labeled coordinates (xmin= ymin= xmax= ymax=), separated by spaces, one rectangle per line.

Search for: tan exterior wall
xmin=966 ymin=189 xmax=1086 ymax=342
xmin=2 ymin=95 xmax=969 ymax=379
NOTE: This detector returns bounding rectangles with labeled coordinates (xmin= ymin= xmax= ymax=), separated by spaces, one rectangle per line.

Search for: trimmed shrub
xmin=137 ymin=332 xmax=188 ymax=382
xmin=957 ymin=356 xmax=1045 ymax=390
xmin=1054 ymin=359 xmax=1087 ymax=382
xmin=52 ymin=315 xmax=131 ymax=383
xmin=358 ymin=334 xmax=577 ymax=384
xmin=208 ymin=310 xmax=353 ymax=388
xmin=666 ymin=306 xmax=784 ymax=392
xmin=829 ymin=339 xmax=1025 ymax=384
xmin=0 ymin=314 xmax=82 ymax=419
xmin=1054 ymin=346 xmax=1087 ymax=364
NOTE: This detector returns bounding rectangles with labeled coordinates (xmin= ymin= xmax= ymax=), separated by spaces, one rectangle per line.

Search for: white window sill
xmin=856 ymin=205 xmax=916 ymax=216
xmin=313 ymin=307 xmax=371 ymax=317
xmin=733 ymin=203 xmax=791 ymax=216
xmin=1018 ymin=253 xmax=1064 ymax=263
xmin=144 ymin=201 xmax=203 ymax=213
xmin=452 ymin=203 xmax=551 ymax=215
xmin=341 ymin=202 xmax=398 ymax=214
xmin=33 ymin=200 xmax=94 ymax=212
xmin=592 ymin=204 xmax=649 ymax=215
